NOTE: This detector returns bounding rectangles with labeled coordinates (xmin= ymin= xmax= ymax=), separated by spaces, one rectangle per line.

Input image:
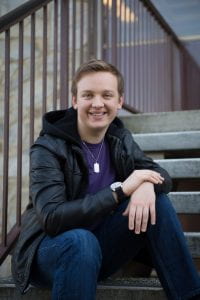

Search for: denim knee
xmin=57 ymin=229 xmax=102 ymax=269
xmin=155 ymin=193 xmax=177 ymax=220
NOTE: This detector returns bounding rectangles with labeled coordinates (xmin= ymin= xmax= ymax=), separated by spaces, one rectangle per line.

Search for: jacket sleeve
xmin=125 ymin=133 xmax=172 ymax=194
xmin=30 ymin=144 xmax=117 ymax=237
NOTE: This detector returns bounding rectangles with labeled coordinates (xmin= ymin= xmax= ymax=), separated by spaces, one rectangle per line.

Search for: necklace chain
xmin=82 ymin=139 xmax=104 ymax=173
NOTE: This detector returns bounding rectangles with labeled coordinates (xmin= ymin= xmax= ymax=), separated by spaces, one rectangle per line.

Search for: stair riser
xmin=169 ymin=192 xmax=200 ymax=214
xmin=185 ymin=233 xmax=200 ymax=258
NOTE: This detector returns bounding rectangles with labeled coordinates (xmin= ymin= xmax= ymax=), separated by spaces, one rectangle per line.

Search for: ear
xmin=117 ymin=96 xmax=124 ymax=110
xmin=72 ymin=96 xmax=78 ymax=109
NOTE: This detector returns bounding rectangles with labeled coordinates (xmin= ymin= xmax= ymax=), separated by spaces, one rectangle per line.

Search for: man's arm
xmin=123 ymin=132 xmax=172 ymax=194
xmin=122 ymin=169 xmax=164 ymax=197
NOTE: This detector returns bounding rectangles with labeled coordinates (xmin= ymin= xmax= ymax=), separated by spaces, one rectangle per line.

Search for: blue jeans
xmin=30 ymin=194 xmax=200 ymax=300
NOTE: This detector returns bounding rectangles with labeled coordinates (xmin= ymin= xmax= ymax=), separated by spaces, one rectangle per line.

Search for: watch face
xmin=111 ymin=182 xmax=122 ymax=191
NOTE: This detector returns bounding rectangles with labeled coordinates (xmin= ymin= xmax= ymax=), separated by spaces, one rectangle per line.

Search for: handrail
xmin=0 ymin=0 xmax=51 ymax=32
xmin=142 ymin=0 xmax=181 ymax=48
xmin=104 ymin=0 xmax=200 ymax=112
xmin=0 ymin=0 xmax=56 ymax=266
xmin=142 ymin=0 xmax=200 ymax=68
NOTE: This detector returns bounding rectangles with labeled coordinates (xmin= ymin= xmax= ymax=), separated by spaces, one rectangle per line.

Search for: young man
xmin=12 ymin=59 xmax=200 ymax=299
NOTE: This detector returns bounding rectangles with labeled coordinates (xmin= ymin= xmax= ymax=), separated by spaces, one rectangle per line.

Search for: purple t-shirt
xmin=81 ymin=138 xmax=116 ymax=195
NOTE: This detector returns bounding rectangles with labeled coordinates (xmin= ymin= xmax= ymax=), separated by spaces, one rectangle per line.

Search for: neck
xmin=78 ymin=126 xmax=107 ymax=144
xmin=80 ymin=132 xmax=106 ymax=144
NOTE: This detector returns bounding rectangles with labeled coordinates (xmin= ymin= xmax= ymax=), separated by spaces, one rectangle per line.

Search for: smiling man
xmin=72 ymin=71 xmax=123 ymax=143
xmin=12 ymin=59 xmax=200 ymax=300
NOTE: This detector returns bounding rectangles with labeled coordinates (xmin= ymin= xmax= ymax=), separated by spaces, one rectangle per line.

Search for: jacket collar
xmin=41 ymin=107 xmax=124 ymax=145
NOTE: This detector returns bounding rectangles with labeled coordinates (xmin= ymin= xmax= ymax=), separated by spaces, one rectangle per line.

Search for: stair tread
xmin=155 ymin=158 xmax=200 ymax=178
xmin=133 ymin=131 xmax=200 ymax=151
xmin=0 ymin=277 xmax=167 ymax=300
xmin=0 ymin=276 xmax=161 ymax=288
xmin=120 ymin=110 xmax=200 ymax=133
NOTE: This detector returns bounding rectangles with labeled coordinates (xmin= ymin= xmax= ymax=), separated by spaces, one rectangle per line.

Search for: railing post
xmin=88 ymin=0 xmax=97 ymax=59
xmin=60 ymin=0 xmax=69 ymax=109
xmin=16 ymin=20 xmax=24 ymax=226
xmin=96 ymin=0 xmax=103 ymax=60
xmin=2 ymin=29 xmax=10 ymax=247
xmin=111 ymin=0 xmax=117 ymax=65
xmin=53 ymin=0 xmax=58 ymax=110
xmin=30 ymin=12 xmax=35 ymax=146
xmin=42 ymin=5 xmax=48 ymax=114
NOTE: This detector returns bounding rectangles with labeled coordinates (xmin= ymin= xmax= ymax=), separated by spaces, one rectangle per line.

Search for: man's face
xmin=72 ymin=71 xmax=123 ymax=138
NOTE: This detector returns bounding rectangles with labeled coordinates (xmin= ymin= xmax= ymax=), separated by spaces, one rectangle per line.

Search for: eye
xmin=82 ymin=93 xmax=93 ymax=99
xmin=103 ymin=93 xmax=113 ymax=99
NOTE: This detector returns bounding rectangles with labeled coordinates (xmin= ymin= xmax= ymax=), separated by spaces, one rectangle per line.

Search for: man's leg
xmin=146 ymin=193 xmax=200 ymax=300
xmin=93 ymin=199 xmax=149 ymax=279
xmin=94 ymin=194 xmax=200 ymax=300
xmin=30 ymin=229 xmax=102 ymax=300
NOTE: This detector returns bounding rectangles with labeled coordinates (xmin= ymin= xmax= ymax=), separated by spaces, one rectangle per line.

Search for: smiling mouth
xmin=89 ymin=112 xmax=106 ymax=116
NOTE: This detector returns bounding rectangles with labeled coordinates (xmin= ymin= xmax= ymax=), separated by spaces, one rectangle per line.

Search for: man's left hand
xmin=122 ymin=182 xmax=156 ymax=234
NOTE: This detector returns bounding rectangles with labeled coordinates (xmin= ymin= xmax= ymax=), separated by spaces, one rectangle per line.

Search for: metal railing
xmin=0 ymin=0 xmax=200 ymax=265
xmin=102 ymin=0 xmax=200 ymax=113
xmin=0 ymin=0 xmax=99 ymax=264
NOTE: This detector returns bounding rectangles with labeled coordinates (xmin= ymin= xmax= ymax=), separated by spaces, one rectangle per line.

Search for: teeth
xmin=90 ymin=112 xmax=105 ymax=116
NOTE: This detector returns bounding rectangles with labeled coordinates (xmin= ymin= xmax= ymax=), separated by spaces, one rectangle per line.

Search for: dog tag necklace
xmin=82 ymin=139 xmax=104 ymax=173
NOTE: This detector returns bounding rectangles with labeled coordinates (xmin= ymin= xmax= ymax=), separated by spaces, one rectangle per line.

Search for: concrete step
xmin=120 ymin=110 xmax=200 ymax=133
xmin=169 ymin=192 xmax=200 ymax=214
xmin=0 ymin=232 xmax=199 ymax=299
xmin=185 ymin=232 xmax=200 ymax=258
xmin=0 ymin=277 xmax=166 ymax=300
xmin=133 ymin=131 xmax=200 ymax=152
xmin=155 ymin=158 xmax=200 ymax=179
xmin=97 ymin=278 xmax=166 ymax=300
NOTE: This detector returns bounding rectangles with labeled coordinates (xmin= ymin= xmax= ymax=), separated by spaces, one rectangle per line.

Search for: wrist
xmin=110 ymin=182 xmax=127 ymax=204
xmin=121 ymin=181 xmax=131 ymax=197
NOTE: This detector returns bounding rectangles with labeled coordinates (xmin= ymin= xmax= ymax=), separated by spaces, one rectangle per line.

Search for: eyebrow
xmin=81 ymin=90 xmax=92 ymax=93
xmin=81 ymin=89 xmax=114 ymax=93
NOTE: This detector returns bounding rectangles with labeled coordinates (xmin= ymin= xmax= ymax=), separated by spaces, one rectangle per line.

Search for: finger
xmin=148 ymin=175 xmax=164 ymax=185
xmin=150 ymin=203 xmax=156 ymax=225
xmin=141 ymin=206 xmax=149 ymax=232
xmin=155 ymin=177 xmax=164 ymax=184
xmin=155 ymin=174 xmax=164 ymax=181
xmin=151 ymin=174 xmax=164 ymax=184
xmin=122 ymin=202 xmax=130 ymax=216
xmin=122 ymin=206 xmax=129 ymax=216
xmin=147 ymin=177 xmax=163 ymax=185
xmin=149 ymin=171 xmax=164 ymax=181
xmin=129 ymin=206 xmax=136 ymax=230
xmin=134 ymin=206 xmax=143 ymax=234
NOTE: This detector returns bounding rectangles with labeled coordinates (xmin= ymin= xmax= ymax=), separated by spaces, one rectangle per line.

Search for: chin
xmin=89 ymin=123 xmax=108 ymax=132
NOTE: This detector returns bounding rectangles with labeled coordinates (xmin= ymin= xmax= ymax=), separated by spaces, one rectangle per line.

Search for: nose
xmin=92 ymin=96 xmax=104 ymax=108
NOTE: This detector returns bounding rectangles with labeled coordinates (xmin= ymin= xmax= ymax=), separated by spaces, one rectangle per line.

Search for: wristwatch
xmin=110 ymin=182 xmax=126 ymax=203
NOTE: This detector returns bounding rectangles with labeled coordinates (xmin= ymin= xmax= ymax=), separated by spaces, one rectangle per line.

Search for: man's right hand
xmin=122 ymin=169 xmax=164 ymax=197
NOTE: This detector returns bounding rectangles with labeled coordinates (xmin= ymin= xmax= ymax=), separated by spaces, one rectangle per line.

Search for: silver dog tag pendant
xmin=94 ymin=163 xmax=100 ymax=173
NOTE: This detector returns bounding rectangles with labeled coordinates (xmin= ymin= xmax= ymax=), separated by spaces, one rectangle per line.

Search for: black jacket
xmin=11 ymin=107 xmax=172 ymax=293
